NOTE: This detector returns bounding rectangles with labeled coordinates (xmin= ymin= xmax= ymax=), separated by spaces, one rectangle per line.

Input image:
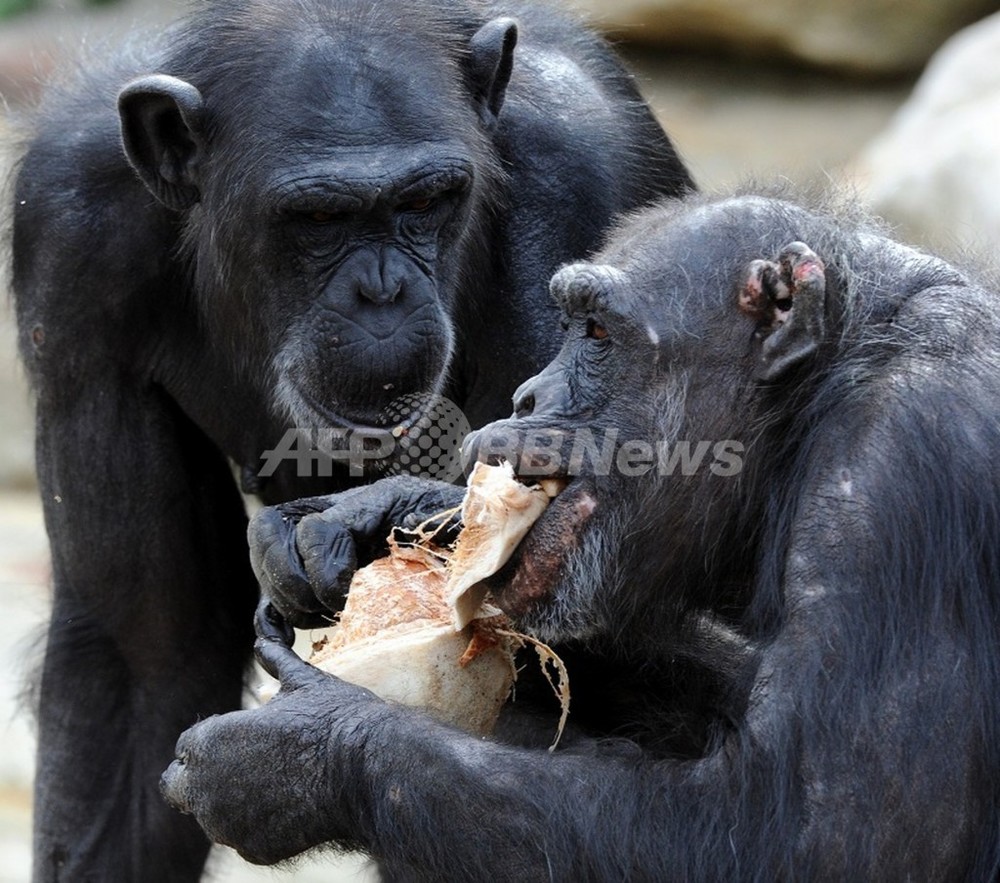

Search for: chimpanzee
xmin=163 ymin=191 xmax=1000 ymax=879
xmin=9 ymin=0 xmax=693 ymax=877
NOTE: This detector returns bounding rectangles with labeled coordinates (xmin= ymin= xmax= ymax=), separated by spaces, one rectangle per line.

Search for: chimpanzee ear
xmin=467 ymin=17 xmax=518 ymax=128
xmin=738 ymin=241 xmax=827 ymax=382
xmin=118 ymin=75 xmax=206 ymax=211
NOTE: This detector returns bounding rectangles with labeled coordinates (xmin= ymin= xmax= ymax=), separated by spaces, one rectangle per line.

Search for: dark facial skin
xmin=263 ymin=143 xmax=473 ymax=427
xmin=193 ymin=38 xmax=490 ymax=429
xmin=464 ymin=205 xmax=779 ymax=644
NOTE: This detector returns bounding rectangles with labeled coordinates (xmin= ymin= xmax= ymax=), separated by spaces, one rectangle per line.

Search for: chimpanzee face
xmin=118 ymin=13 xmax=512 ymax=435
xmin=468 ymin=197 xmax=829 ymax=642
xmin=195 ymin=36 xmax=494 ymax=431
xmin=248 ymin=139 xmax=478 ymax=431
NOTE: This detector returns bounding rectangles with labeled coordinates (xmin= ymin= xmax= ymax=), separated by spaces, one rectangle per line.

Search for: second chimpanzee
xmin=10 ymin=0 xmax=692 ymax=877
xmin=167 ymin=191 xmax=1000 ymax=879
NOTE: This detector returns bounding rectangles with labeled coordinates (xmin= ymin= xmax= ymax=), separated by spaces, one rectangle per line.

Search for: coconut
xmin=296 ymin=462 xmax=568 ymax=738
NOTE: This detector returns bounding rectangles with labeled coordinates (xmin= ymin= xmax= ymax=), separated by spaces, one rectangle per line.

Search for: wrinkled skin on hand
xmin=161 ymin=602 xmax=618 ymax=880
xmin=249 ymin=475 xmax=464 ymax=629
xmin=161 ymin=605 xmax=388 ymax=865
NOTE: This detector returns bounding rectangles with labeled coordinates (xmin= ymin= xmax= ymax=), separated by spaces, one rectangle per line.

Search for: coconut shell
xmin=302 ymin=462 xmax=551 ymax=736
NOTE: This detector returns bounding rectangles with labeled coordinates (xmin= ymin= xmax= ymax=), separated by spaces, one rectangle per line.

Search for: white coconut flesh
xmin=295 ymin=461 xmax=567 ymax=737
xmin=446 ymin=461 xmax=562 ymax=630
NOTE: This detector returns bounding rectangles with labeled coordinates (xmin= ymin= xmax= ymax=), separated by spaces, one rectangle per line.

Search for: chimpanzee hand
xmin=160 ymin=604 xmax=391 ymax=865
xmin=249 ymin=475 xmax=464 ymax=628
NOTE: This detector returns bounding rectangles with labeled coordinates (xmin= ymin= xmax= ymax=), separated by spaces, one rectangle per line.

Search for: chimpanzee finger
xmin=254 ymin=477 xmax=465 ymax=627
xmin=295 ymin=511 xmax=360 ymax=613
xmin=254 ymin=633 xmax=328 ymax=690
xmin=272 ymin=494 xmax=343 ymax=520
xmin=248 ymin=506 xmax=332 ymax=628
xmin=161 ymin=716 xmax=220 ymax=813
xmin=291 ymin=478 xmax=436 ymax=603
xmin=254 ymin=598 xmax=295 ymax=647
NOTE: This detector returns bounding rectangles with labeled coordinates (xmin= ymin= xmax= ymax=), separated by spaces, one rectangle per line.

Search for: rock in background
xmin=0 ymin=131 xmax=36 ymax=492
xmin=568 ymin=0 xmax=1000 ymax=74
xmin=854 ymin=12 xmax=1000 ymax=252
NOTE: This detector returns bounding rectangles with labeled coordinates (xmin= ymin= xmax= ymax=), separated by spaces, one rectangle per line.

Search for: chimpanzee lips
xmin=485 ymin=476 xmax=598 ymax=619
xmin=290 ymin=382 xmax=428 ymax=437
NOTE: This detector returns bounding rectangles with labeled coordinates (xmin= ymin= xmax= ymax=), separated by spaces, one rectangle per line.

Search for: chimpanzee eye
xmin=399 ymin=196 xmax=435 ymax=213
xmin=586 ymin=318 xmax=609 ymax=340
xmin=298 ymin=209 xmax=343 ymax=224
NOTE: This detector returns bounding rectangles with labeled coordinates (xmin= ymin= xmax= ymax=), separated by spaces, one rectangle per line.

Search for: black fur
xmin=9 ymin=0 xmax=692 ymax=878
xmin=169 ymin=190 xmax=1000 ymax=880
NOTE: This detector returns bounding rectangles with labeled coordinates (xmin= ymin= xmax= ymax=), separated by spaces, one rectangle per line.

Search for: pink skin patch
xmin=491 ymin=483 xmax=597 ymax=619
xmin=739 ymin=242 xmax=825 ymax=328
xmin=738 ymin=260 xmax=769 ymax=317
xmin=789 ymin=257 xmax=823 ymax=287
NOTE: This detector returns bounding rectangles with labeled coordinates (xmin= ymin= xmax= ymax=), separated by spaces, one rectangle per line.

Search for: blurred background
xmin=2 ymin=0 xmax=999 ymax=878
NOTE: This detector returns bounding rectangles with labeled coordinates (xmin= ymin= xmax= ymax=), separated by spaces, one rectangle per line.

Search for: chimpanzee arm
xmin=161 ymin=610 xmax=730 ymax=877
xmin=162 ymin=568 xmax=979 ymax=882
xmin=162 ymin=627 xmax=721 ymax=878
xmin=14 ymin=122 xmax=259 ymax=880
xmin=164 ymin=403 xmax=986 ymax=881
xmin=28 ymin=375 xmax=258 ymax=881
xmin=161 ymin=614 xmax=789 ymax=879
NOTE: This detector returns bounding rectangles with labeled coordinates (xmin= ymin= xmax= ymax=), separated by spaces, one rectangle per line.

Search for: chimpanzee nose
xmin=354 ymin=248 xmax=406 ymax=305
xmin=513 ymin=388 xmax=535 ymax=418
xmin=356 ymin=277 xmax=402 ymax=305
xmin=358 ymin=283 xmax=403 ymax=306
xmin=511 ymin=366 xmax=568 ymax=419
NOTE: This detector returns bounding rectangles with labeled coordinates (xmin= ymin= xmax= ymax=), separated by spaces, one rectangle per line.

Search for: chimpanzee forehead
xmin=234 ymin=33 xmax=473 ymax=147
xmin=262 ymin=143 xmax=475 ymax=203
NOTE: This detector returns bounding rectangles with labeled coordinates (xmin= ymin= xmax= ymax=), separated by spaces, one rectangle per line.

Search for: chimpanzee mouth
xmin=287 ymin=382 xmax=428 ymax=439
xmin=485 ymin=474 xmax=598 ymax=619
